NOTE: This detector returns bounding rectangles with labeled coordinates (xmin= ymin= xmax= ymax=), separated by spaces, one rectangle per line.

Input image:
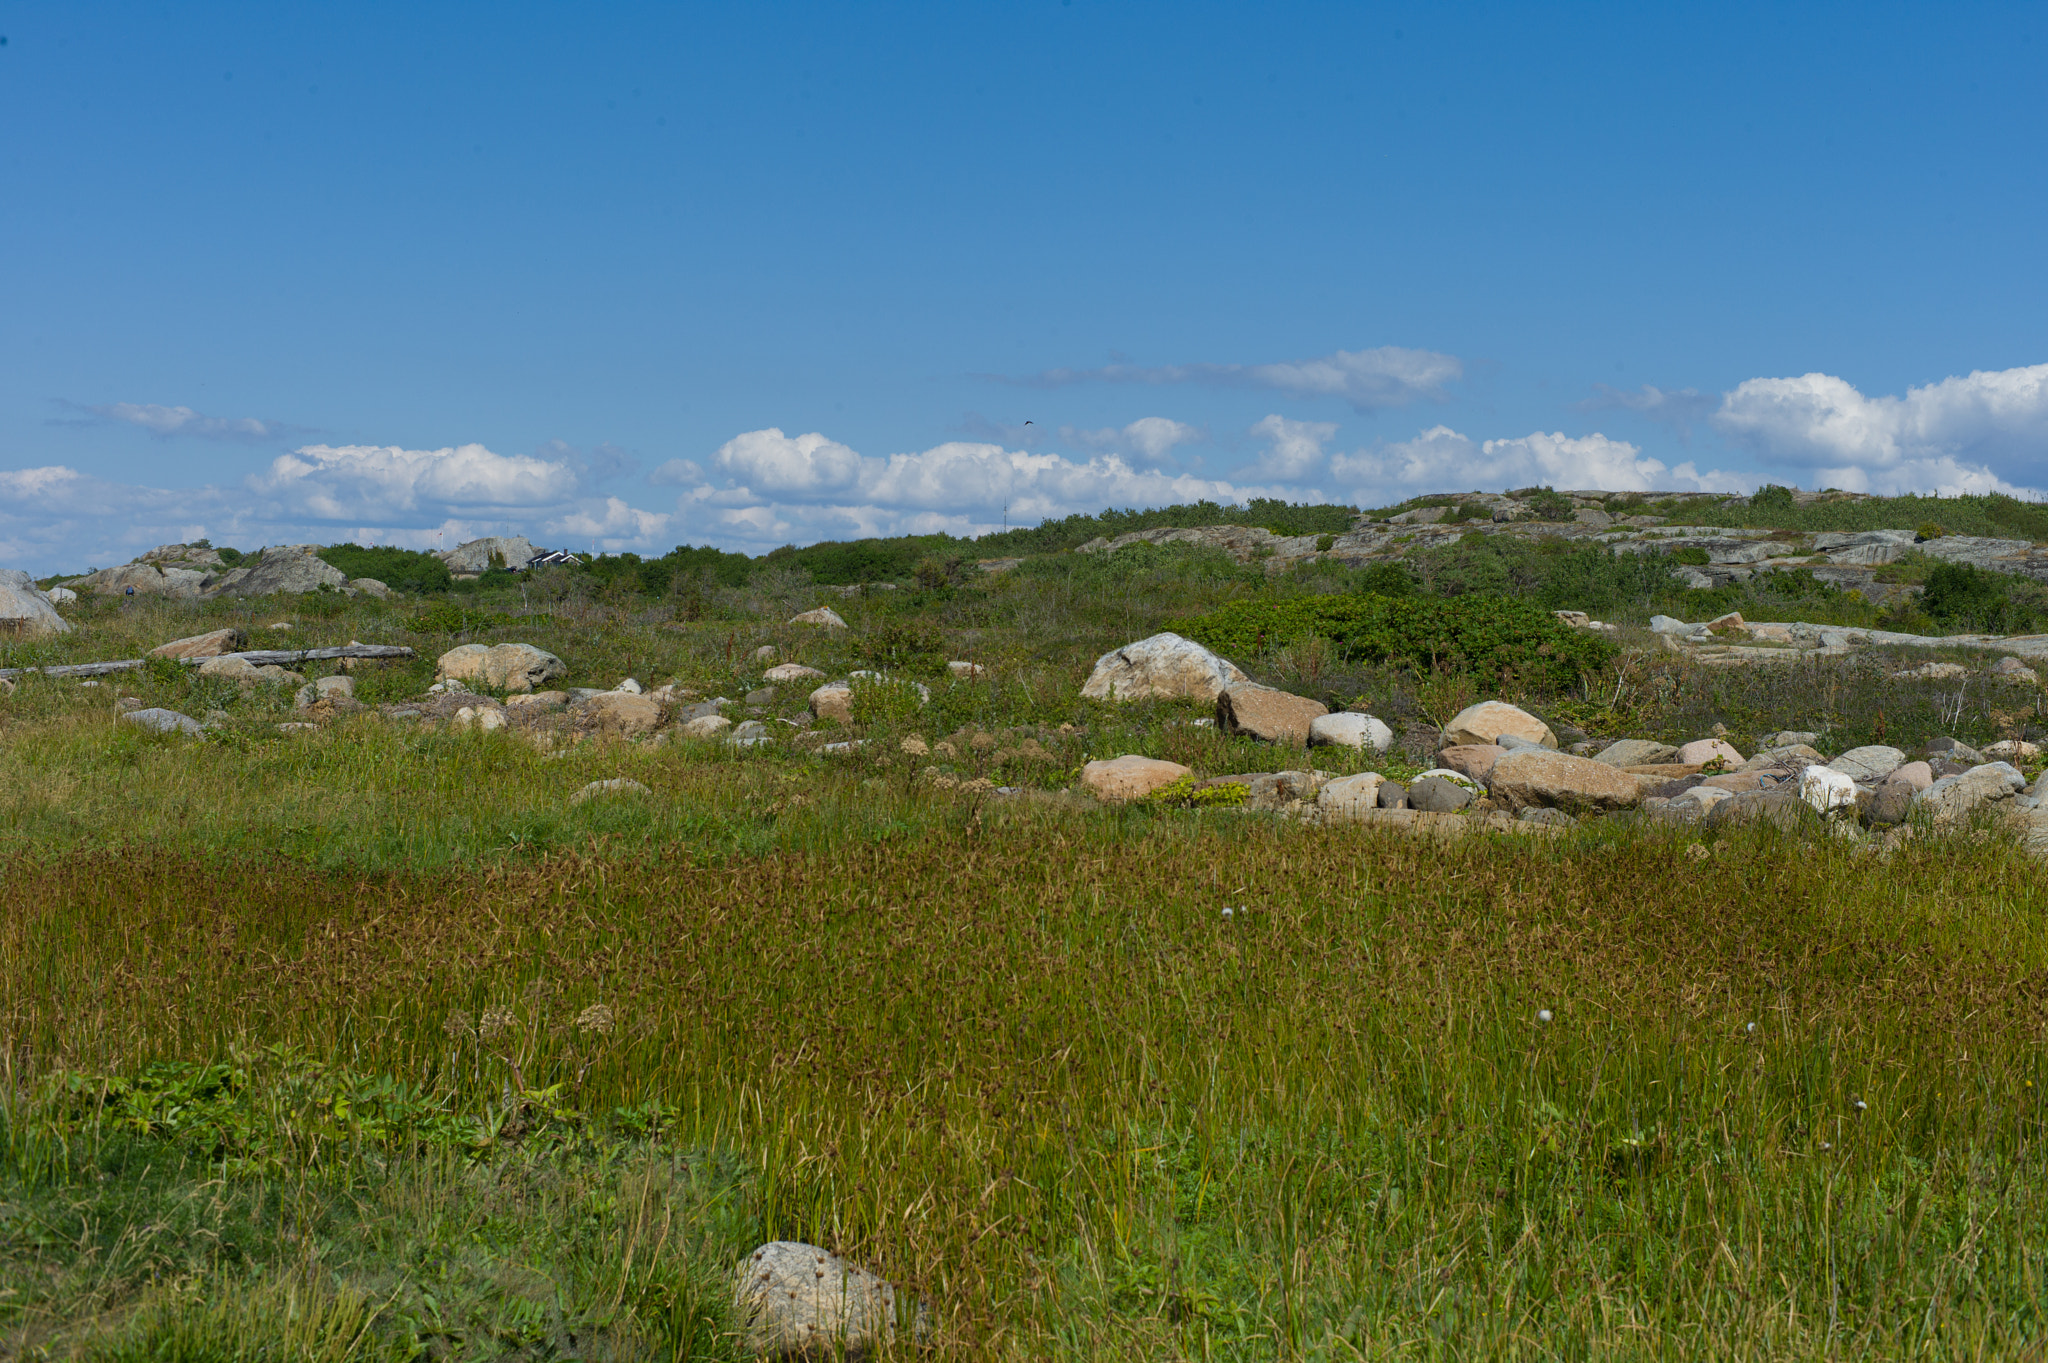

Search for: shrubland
xmin=5 ymin=499 xmax=2048 ymax=1358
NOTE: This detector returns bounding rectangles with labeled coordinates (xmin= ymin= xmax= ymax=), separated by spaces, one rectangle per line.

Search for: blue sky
xmin=4 ymin=1 xmax=2046 ymax=572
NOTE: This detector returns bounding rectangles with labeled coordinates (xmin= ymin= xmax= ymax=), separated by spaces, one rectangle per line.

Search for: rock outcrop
xmin=1216 ymin=684 xmax=1326 ymax=744
xmin=205 ymin=546 xmax=349 ymax=598
xmin=0 ymin=570 xmax=72 ymax=637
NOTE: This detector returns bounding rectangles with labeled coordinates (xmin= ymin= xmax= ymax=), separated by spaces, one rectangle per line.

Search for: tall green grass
xmin=7 ymin=814 xmax=2048 ymax=1357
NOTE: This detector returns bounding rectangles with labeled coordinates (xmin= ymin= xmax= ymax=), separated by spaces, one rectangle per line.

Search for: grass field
xmin=7 ymin=535 xmax=2048 ymax=1358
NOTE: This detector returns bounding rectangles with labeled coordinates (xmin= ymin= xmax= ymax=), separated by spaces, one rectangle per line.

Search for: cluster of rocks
xmin=1067 ymin=631 xmax=2047 ymax=848
xmin=45 ymin=543 xmax=396 ymax=602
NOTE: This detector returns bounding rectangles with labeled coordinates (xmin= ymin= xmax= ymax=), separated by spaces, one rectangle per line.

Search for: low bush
xmin=408 ymin=601 xmax=514 ymax=635
xmin=316 ymin=543 xmax=453 ymax=594
xmin=1181 ymin=592 xmax=1615 ymax=690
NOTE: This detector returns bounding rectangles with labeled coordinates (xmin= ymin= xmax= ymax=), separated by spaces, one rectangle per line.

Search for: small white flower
xmin=1746 ymin=1022 xmax=1758 ymax=1034
xmin=1536 ymin=1009 xmax=1553 ymax=1024
xmin=1852 ymin=1098 xmax=1867 ymax=1113
xmin=1221 ymin=907 xmax=1234 ymax=918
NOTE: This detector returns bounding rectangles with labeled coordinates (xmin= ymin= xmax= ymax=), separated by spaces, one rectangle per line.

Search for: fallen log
xmin=0 ymin=643 xmax=417 ymax=681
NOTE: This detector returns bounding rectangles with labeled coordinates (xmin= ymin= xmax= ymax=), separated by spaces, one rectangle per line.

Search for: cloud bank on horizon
xmin=6 ymin=359 xmax=2046 ymax=573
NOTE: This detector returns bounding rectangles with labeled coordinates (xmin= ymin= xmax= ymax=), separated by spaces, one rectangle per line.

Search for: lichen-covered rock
xmin=679 ymin=714 xmax=734 ymax=740
xmin=734 ymin=1241 xmax=914 ymax=1361
xmin=203 ymin=545 xmax=349 ymax=597
xmin=788 ymin=607 xmax=848 ymax=629
xmin=118 ymin=707 xmax=203 ymax=737
xmin=571 ymin=777 xmax=650 ymax=804
xmin=1080 ymin=755 xmax=1191 ymax=802
xmin=766 ymin=663 xmax=827 ymax=683
xmin=1216 ymin=684 xmax=1327 ymax=744
xmin=1079 ymin=632 xmax=1248 ymax=704
xmin=1442 ymin=701 xmax=1556 ymax=749
xmin=435 ymin=642 xmax=569 ymax=693
xmin=1486 ymin=749 xmax=1641 ymax=813
xmin=438 ymin=535 xmax=537 ymax=573
xmin=810 ymin=681 xmax=854 ymax=724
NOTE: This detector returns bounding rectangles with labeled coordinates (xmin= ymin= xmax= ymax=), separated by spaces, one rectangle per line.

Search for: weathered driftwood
xmin=0 ymin=643 xmax=416 ymax=681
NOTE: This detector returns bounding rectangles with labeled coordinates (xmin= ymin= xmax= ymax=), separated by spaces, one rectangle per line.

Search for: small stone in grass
xmin=572 ymin=777 xmax=651 ymax=804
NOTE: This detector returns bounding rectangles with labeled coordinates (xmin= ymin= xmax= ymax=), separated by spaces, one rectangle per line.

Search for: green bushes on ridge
xmin=316 ymin=543 xmax=453 ymax=594
xmin=1180 ymin=592 xmax=1615 ymax=690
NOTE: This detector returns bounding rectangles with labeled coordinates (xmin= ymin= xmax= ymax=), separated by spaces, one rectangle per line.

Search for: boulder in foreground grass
xmin=435 ymin=642 xmax=568 ymax=693
xmin=735 ymin=1241 xmax=915 ymax=1361
xmin=1914 ymin=763 xmax=2024 ymax=827
xmin=1487 ymin=749 xmax=1640 ymax=813
xmin=118 ymin=707 xmax=204 ymax=737
xmin=1081 ymin=755 xmax=1191 ymax=802
xmin=1317 ymin=772 xmax=1386 ymax=820
xmin=1216 ymin=683 xmax=1326 ymax=744
xmin=572 ymin=777 xmax=650 ymax=804
xmin=789 ymin=607 xmax=848 ymax=629
xmin=0 ymin=569 xmax=72 ymax=638
xmin=1442 ymin=701 xmax=1556 ymax=749
xmin=1080 ymin=632 xmax=1248 ymax=704
xmin=575 ymin=692 xmax=667 ymax=737
xmin=766 ymin=663 xmax=827 ymax=683
xmin=1309 ymin=712 xmax=1394 ymax=752
xmin=148 ymin=628 xmax=247 ymax=660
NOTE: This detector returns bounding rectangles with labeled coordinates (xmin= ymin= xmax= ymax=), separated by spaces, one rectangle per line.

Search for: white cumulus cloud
xmin=251 ymin=443 xmax=581 ymax=521
xmin=1713 ymin=363 xmax=2048 ymax=495
xmin=1063 ymin=417 xmax=1202 ymax=464
xmin=1331 ymin=426 xmax=1747 ymax=502
xmin=1248 ymin=414 xmax=1337 ymax=479
xmin=1026 ymin=345 xmax=1462 ymax=411
xmin=669 ymin=427 xmax=1296 ymax=551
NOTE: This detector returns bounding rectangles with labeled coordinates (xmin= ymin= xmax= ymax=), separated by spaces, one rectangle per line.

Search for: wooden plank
xmin=0 ymin=643 xmax=417 ymax=681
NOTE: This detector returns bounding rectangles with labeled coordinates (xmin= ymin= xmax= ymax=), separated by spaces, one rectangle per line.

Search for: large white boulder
xmin=1317 ymin=772 xmax=1386 ymax=821
xmin=435 ymin=642 xmax=569 ymax=693
xmin=1800 ymin=765 xmax=1858 ymax=815
xmin=1080 ymin=632 xmax=1248 ymax=704
xmin=0 ymin=569 xmax=73 ymax=637
xmin=1308 ymin=712 xmax=1394 ymax=752
xmin=204 ymin=545 xmax=349 ymax=597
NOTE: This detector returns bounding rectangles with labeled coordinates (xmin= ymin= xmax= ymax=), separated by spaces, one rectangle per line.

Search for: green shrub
xmin=1523 ymin=488 xmax=1575 ymax=521
xmin=1180 ymin=593 xmax=1615 ymax=690
xmin=317 ymin=543 xmax=453 ymax=594
xmin=1750 ymin=484 xmax=1797 ymax=512
xmin=848 ymin=677 xmax=928 ymax=726
xmin=1920 ymin=562 xmax=2040 ymax=633
xmin=858 ymin=617 xmax=946 ymax=671
xmin=1670 ymin=546 xmax=1711 ymax=566
xmin=1352 ymin=561 xmax=1419 ymax=597
xmin=1916 ymin=522 xmax=1947 ymax=541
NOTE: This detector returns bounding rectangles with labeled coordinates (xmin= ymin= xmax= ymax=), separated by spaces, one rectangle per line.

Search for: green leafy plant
xmin=1670 ymin=546 xmax=1711 ymax=566
xmin=1143 ymin=774 xmax=1248 ymax=808
xmin=317 ymin=543 xmax=453 ymax=594
xmin=1916 ymin=521 xmax=1947 ymax=541
xmin=1750 ymin=484 xmax=1797 ymax=511
xmin=1181 ymin=592 xmax=1615 ymax=690
xmin=1524 ymin=487 xmax=1575 ymax=521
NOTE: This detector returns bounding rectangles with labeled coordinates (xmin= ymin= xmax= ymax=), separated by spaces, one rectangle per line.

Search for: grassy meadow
xmin=6 ymin=525 xmax=2048 ymax=1359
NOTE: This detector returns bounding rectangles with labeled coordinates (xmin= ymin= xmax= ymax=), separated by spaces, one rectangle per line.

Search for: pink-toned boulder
xmin=1081 ymin=755 xmax=1192 ymax=802
xmin=1676 ymin=738 xmax=1745 ymax=768
xmin=1437 ymin=744 xmax=1506 ymax=782
xmin=1884 ymin=760 xmax=1934 ymax=793
xmin=1486 ymin=748 xmax=1641 ymax=813
xmin=1442 ymin=701 xmax=1556 ymax=749
xmin=1216 ymin=684 xmax=1327 ymax=745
